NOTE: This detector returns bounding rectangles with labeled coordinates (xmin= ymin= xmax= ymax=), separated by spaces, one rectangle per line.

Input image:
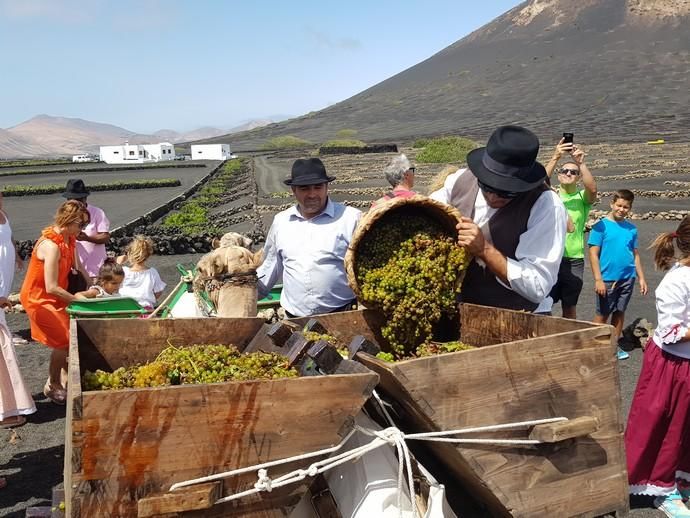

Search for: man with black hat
xmin=257 ymin=158 xmax=361 ymax=317
xmin=62 ymin=179 xmax=110 ymax=281
xmin=430 ymin=125 xmax=567 ymax=312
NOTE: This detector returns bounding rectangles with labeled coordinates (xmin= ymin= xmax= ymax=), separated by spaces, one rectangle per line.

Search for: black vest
xmin=454 ymin=176 xmax=548 ymax=312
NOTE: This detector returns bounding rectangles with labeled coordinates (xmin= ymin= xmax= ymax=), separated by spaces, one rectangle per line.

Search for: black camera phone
xmin=563 ymin=132 xmax=574 ymax=144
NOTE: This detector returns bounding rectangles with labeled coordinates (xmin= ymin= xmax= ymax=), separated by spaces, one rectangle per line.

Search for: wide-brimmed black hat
xmin=284 ymin=158 xmax=335 ymax=186
xmin=62 ymin=178 xmax=90 ymax=199
xmin=467 ymin=125 xmax=546 ymax=193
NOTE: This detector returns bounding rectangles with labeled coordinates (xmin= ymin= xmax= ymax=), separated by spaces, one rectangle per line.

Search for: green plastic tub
xmin=67 ymin=297 xmax=148 ymax=318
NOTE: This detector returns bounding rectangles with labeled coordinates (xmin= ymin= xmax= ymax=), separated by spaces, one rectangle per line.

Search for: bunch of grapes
xmin=356 ymin=214 xmax=469 ymax=359
xmin=82 ymin=344 xmax=299 ymax=391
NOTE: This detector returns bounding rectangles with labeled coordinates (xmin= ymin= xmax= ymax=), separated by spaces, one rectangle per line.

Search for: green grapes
xmin=416 ymin=341 xmax=475 ymax=357
xmin=82 ymin=344 xmax=299 ymax=391
xmin=356 ymin=214 xmax=470 ymax=360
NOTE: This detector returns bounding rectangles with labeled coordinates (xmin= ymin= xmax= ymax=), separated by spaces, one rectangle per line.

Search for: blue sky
xmin=0 ymin=0 xmax=519 ymax=133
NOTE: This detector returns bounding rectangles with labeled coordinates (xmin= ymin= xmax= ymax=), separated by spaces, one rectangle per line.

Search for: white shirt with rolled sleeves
xmin=257 ymin=199 xmax=362 ymax=317
xmin=653 ymin=263 xmax=690 ymax=358
xmin=430 ymin=168 xmax=567 ymax=305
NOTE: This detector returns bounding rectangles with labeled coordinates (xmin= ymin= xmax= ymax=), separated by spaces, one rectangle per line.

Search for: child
xmin=76 ymin=258 xmax=124 ymax=298
xmin=588 ymin=189 xmax=648 ymax=360
xmin=625 ymin=215 xmax=690 ymax=516
xmin=117 ymin=236 xmax=166 ymax=309
xmin=0 ymin=295 xmax=36 ymax=429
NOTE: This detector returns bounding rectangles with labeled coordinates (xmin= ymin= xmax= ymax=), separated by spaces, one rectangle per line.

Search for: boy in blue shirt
xmin=588 ymin=189 xmax=648 ymax=359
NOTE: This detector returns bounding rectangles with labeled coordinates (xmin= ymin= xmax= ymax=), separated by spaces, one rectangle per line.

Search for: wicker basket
xmin=345 ymin=195 xmax=463 ymax=301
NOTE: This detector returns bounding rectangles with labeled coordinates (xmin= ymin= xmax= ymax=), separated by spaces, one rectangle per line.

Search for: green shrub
xmin=336 ymin=129 xmax=358 ymax=139
xmin=412 ymin=138 xmax=431 ymax=148
xmin=0 ymin=159 xmax=71 ymax=169
xmin=261 ymin=135 xmax=312 ymax=150
xmin=162 ymin=158 xmax=243 ymax=234
xmin=320 ymin=139 xmax=366 ymax=148
xmin=2 ymin=178 xmax=181 ymax=196
xmin=415 ymin=136 xmax=479 ymax=164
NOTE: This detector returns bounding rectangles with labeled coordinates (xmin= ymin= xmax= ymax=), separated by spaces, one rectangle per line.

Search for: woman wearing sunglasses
xmin=19 ymin=200 xmax=90 ymax=405
xmin=543 ymin=138 xmax=598 ymax=321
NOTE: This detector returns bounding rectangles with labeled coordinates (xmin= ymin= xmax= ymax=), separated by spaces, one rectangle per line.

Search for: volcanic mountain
xmin=215 ymin=0 xmax=690 ymax=149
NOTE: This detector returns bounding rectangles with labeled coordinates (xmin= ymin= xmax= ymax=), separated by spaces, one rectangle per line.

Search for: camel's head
xmin=212 ymin=232 xmax=253 ymax=250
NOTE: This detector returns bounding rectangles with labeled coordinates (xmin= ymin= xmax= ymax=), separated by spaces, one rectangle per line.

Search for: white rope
xmin=169 ymin=410 xmax=571 ymax=518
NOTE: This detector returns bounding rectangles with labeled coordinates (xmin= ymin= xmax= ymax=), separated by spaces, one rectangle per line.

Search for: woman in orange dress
xmin=20 ymin=200 xmax=90 ymax=404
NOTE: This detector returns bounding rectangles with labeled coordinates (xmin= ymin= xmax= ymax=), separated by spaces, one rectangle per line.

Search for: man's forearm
xmin=580 ymin=163 xmax=597 ymax=202
xmin=477 ymin=242 xmax=508 ymax=284
xmin=545 ymin=155 xmax=559 ymax=178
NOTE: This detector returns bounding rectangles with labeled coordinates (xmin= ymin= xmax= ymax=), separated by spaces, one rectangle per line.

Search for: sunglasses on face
xmin=559 ymin=168 xmax=580 ymax=176
xmin=478 ymin=180 xmax=520 ymax=199
xmin=408 ymin=167 xmax=416 ymax=173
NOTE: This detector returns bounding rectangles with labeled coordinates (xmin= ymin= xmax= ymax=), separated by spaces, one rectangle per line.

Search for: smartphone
xmin=563 ymin=132 xmax=574 ymax=144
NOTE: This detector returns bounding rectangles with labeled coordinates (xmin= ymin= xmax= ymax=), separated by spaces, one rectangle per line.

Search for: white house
xmin=190 ymin=143 xmax=233 ymax=161
xmin=99 ymin=142 xmax=175 ymax=164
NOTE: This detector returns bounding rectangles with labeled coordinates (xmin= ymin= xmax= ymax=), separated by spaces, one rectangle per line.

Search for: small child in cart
xmin=76 ymin=258 xmax=124 ymax=298
xmin=116 ymin=235 xmax=166 ymax=310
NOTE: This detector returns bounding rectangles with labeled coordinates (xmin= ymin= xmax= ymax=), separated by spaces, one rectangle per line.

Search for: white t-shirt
xmin=119 ymin=266 xmax=166 ymax=308
xmin=653 ymin=263 xmax=690 ymax=358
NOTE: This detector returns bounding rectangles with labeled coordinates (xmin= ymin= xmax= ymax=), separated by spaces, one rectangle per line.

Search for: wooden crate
xmin=292 ymin=305 xmax=630 ymax=518
xmin=65 ymin=317 xmax=378 ymax=517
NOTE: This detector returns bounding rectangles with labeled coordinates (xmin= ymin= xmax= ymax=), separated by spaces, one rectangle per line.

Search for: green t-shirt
xmin=560 ymin=188 xmax=592 ymax=259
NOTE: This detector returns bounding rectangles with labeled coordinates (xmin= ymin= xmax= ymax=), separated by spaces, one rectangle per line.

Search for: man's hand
xmin=594 ymin=279 xmax=607 ymax=296
xmin=571 ymin=145 xmax=586 ymax=165
xmin=552 ymin=137 xmax=574 ymax=160
xmin=77 ymin=232 xmax=91 ymax=242
xmin=639 ymin=278 xmax=648 ymax=296
xmin=456 ymin=217 xmax=486 ymax=257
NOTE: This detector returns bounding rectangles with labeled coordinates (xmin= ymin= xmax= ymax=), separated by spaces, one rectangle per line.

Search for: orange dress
xmin=19 ymin=227 xmax=75 ymax=349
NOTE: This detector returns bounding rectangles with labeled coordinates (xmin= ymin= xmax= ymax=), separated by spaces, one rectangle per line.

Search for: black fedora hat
xmin=284 ymin=158 xmax=335 ymax=186
xmin=466 ymin=125 xmax=546 ymax=193
xmin=62 ymin=178 xmax=90 ymax=199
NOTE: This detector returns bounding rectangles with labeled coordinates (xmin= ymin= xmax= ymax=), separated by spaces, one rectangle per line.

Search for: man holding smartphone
xmin=545 ymin=134 xmax=598 ymax=319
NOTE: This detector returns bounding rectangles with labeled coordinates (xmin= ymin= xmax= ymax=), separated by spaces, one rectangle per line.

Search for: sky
xmin=0 ymin=0 xmax=520 ymax=134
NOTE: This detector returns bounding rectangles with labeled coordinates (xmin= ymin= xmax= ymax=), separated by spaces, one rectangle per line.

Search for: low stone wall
xmin=319 ymin=144 xmax=398 ymax=155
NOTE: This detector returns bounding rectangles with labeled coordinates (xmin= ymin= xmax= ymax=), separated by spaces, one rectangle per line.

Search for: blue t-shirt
xmin=587 ymin=218 xmax=638 ymax=281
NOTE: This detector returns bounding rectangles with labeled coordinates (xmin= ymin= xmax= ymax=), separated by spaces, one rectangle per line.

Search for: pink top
xmin=77 ymin=204 xmax=110 ymax=277
xmin=371 ymin=188 xmax=417 ymax=207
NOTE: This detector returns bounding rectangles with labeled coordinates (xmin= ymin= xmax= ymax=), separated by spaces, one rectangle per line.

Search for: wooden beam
xmin=137 ymin=482 xmax=220 ymax=517
xmin=529 ymin=416 xmax=600 ymax=443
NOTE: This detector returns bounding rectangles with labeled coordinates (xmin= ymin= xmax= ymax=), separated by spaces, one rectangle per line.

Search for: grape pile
xmin=82 ymin=344 xmax=298 ymax=391
xmin=375 ymin=341 xmax=474 ymax=362
xmin=356 ymin=213 xmax=469 ymax=359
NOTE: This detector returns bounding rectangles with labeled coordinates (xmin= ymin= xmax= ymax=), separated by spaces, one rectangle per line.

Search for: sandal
xmin=0 ymin=415 xmax=26 ymax=429
xmin=44 ymin=381 xmax=67 ymax=405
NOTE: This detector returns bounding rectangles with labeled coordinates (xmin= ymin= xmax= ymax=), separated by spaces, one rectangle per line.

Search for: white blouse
xmin=119 ymin=266 xmax=166 ymax=308
xmin=653 ymin=263 xmax=690 ymax=358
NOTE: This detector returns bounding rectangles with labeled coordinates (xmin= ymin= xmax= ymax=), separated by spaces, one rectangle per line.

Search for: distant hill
xmin=0 ymin=115 xmax=282 ymax=158
xmin=201 ymin=0 xmax=690 ymax=149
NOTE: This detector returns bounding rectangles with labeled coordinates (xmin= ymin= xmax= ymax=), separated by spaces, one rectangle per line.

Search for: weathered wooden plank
xmin=529 ymin=416 xmax=600 ymax=443
xmin=137 ymin=482 xmax=220 ymax=517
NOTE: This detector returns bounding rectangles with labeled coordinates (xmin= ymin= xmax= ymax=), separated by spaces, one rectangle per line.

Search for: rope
xmin=169 ymin=413 xmax=570 ymax=517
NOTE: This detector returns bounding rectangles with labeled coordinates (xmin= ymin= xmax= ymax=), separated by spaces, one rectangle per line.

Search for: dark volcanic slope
xmin=209 ymin=0 xmax=690 ymax=149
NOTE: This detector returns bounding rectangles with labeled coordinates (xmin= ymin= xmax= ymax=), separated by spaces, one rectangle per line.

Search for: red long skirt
xmin=625 ymin=340 xmax=690 ymax=495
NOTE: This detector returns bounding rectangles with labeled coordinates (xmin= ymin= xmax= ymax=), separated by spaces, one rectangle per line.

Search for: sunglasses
xmin=408 ymin=167 xmax=416 ymax=173
xmin=559 ymin=168 xmax=580 ymax=176
xmin=478 ymin=180 xmax=520 ymax=199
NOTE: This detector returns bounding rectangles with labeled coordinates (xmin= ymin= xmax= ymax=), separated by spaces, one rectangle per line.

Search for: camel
xmin=194 ymin=232 xmax=263 ymax=317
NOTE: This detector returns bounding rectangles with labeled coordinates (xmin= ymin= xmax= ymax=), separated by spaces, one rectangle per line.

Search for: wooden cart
xmin=290 ymin=305 xmax=630 ymax=518
xmin=65 ymin=317 xmax=378 ymax=517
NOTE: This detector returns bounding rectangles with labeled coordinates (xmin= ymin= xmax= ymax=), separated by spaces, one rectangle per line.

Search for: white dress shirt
xmin=430 ymin=168 xmax=567 ymax=304
xmin=257 ymin=198 xmax=362 ymax=317
xmin=653 ymin=263 xmax=690 ymax=358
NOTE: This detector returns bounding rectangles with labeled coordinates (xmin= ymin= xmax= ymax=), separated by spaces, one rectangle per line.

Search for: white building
xmin=190 ymin=143 xmax=233 ymax=161
xmin=99 ymin=142 xmax=175 ymax=164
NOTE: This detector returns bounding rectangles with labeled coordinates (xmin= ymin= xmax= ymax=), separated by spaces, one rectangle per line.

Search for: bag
xmin=67 ymin=269 xmax=88 ymax=294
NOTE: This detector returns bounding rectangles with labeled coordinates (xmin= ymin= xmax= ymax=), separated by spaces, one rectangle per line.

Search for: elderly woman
xmin=20 ymin=200 xmax=90 ymax=405
xmin=372 ymin=154 xmax=417 ymax=206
